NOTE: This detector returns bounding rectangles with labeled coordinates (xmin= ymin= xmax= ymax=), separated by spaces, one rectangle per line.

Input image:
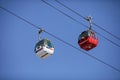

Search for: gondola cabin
xmin=78 ymin=29 xmax=98 ymax=51
xmin=34 ymin=38 xmax=54 ymax=59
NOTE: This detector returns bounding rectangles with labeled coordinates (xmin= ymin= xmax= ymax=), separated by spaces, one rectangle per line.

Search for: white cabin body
xmin=35 ymin=38 xmax=54 ymax=59
xmin=36 ymin=46 xmax=54 ymax=59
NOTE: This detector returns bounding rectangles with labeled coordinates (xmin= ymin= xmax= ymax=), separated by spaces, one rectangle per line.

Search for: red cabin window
xmin=78 ymin=30 xmax=98 ymax=51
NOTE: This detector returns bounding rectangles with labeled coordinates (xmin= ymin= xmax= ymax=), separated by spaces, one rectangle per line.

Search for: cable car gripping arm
xmin=38 ymin=29 xmax=44 ymax=41
xmin=86 ymin=16 xmax=92 ymax=30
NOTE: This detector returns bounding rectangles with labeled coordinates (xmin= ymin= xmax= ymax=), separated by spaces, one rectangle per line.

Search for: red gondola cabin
xmin=78 ymin=29 xmax=98 ymax=51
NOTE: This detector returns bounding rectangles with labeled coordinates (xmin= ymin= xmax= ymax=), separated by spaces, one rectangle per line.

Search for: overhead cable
xmin=41 ymin=0 xmax=120 ymax=48
xmin=55 ymin=0 xmax=120 ymax=40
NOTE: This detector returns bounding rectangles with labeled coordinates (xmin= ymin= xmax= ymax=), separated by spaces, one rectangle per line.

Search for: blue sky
xmin=0 ymin=0 xmax=120 ymax=80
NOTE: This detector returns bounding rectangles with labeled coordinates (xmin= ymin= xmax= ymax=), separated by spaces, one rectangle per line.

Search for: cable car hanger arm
xmin=86 ymin=16 xmax=92 ymax=30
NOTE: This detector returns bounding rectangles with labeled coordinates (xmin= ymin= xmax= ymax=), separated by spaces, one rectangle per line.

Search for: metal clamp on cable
xmin=38 ymin=29 xmax=43 ymax=41
xmin=86 ymin=16 xmax=92 ymax=30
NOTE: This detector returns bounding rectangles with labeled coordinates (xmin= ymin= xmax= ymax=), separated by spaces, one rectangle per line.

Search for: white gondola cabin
xmin=34 ymin=38 xmax=54 ymax=59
